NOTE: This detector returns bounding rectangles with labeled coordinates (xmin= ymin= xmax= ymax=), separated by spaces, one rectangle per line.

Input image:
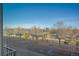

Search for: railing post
xmin=4 ymin=47 xmax=16 ymax=56
xmin=14 ymin=51 xmax=16 ymax=56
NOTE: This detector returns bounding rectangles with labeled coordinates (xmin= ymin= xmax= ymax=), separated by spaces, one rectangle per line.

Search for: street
xmin=3 ymin=37 xmax=79 ymax=56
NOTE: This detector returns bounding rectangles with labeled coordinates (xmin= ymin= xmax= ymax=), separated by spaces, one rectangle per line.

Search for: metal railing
xmin=3 ymin=46 xmax=16 ymax=56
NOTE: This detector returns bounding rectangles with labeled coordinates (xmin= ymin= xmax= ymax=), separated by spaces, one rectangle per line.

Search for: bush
xmin=24 ymin=33 xmax=30 ymax=40
xmin=64 ymin=40 xmax=70 ymax=44
xmin=76 ymin=41 xmax=79 ymax=46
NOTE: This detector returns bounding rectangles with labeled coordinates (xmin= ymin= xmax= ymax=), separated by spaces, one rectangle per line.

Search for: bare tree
xmin=54 ymin=21 xmax=65 ymax=45
xmin=73 ymin=28 xmax=79 ymax=50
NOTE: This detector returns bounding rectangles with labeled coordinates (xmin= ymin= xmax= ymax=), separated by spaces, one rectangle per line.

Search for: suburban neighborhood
xmin=3 ymin=21 xmax=79 ymax=56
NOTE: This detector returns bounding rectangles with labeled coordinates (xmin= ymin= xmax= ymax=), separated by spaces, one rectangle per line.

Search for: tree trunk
xmin=59 ymin=38 xmax=61 ymax=45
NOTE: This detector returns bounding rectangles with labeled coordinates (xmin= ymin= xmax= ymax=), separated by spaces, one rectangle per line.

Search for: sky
xmin=3 ymin=3 xmax=79 ymax=28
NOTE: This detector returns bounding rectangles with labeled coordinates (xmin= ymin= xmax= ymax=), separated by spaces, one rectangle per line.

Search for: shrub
xmin=24 ymin=33 xmax=30 ymax=40
xmin=64 ymin=40 xmax=70 ymax=44
xmin=76 ymin=41 xmax=79 ymax=46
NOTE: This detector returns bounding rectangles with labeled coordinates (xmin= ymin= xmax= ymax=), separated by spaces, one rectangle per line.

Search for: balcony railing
xmin=3 ymin=46 xmax=16 ymax=56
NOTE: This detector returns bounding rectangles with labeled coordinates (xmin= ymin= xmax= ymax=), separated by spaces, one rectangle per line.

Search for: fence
xmin=3 ymin=46 xmax=16 ymax=56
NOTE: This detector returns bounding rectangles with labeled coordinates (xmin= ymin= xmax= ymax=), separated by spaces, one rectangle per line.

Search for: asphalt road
xmin=3 ymin=37 xmax=45 ymax=56
xmin=3 ymin=37 xmax=79 ymax=56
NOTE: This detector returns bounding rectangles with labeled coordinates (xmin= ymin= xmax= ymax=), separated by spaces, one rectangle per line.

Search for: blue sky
xmin=3 ymin=3 xmax=79 ymax=28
